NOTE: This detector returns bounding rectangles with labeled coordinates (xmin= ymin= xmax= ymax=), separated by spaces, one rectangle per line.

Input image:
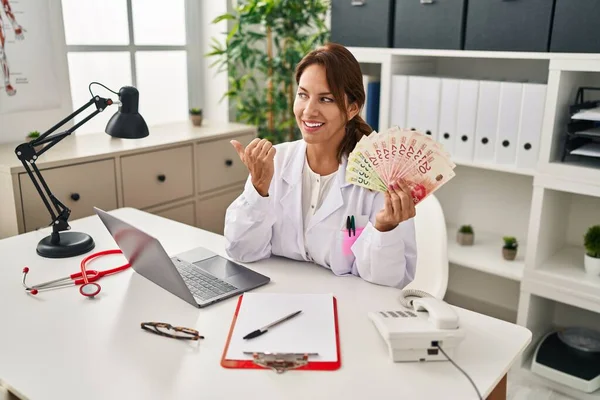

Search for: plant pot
xmin=190 ymin=114 xmax=203 ymax=127
xmin=584 ymin=254 xmax=600 ymax=275
xmin=502 ymin=247 xmax=517 ymax=261
xmin=456 ymin=232 xmax=474 ymax=246
xmin=26 ymin=137 xmax=44 ymax=152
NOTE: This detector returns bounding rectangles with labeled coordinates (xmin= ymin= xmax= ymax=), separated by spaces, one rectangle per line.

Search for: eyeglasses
xmin=141 ymin=322 xmax=204 ymax=340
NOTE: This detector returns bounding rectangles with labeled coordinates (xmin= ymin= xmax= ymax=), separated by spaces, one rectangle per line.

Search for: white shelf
xmin=446 ymin=225 xmax=525 ymax=281
xmin=535 ymin=174 xmax=600 ymax=198
xmin=537 ymin=162 xmax=600 ymax=193
xmin=454 ymin=159 xmax=536 ymax=177
xmin=519 ymin=359 xmax=600 ymax=400
xmin=348 ymin=46 xmax=600 ymax=62
xmin=525 ymin=246 xmax=600 ymax=314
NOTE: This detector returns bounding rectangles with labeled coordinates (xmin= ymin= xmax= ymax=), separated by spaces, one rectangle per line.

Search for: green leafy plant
xmin=27 ymin=130 xmax=40 ymax=139
xmin=189 ymin=108 xmax=202 ymax=116
xmin=459 ymin=225 xmax=473 ymax=234
xmin=584 ymin=225 xmax=600 ymax=258
xmin=207 ymin=0 xmax=330 ymax=144
xmin=503 ymin=236 xmax=518 ymax=249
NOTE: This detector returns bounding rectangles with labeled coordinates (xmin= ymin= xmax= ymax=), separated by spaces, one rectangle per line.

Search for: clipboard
xmin=220 ymin=292 xmax=341 ymax=373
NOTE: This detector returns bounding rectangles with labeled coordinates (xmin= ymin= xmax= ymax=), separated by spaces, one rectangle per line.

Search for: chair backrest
xmin=403 ymin=194 xmax=449 ymax=299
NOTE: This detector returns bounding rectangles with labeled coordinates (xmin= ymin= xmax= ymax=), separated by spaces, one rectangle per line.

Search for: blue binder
xmin=366 ymin=81 xmax=380 ymax=131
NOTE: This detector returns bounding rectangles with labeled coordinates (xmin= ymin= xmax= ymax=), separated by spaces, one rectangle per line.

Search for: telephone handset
xmin=398 ymin=289 xmax=459 ymax=329
xmin=368 ymin=289 xmax=465 ymax=363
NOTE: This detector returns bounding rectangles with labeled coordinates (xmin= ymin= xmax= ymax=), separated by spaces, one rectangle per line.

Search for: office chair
xmin=403 ymin=194 xmax=449 ymax=299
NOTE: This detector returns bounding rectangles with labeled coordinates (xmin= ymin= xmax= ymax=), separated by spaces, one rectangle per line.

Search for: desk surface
xmin=0 ymin=208 xmax=531 ymax=400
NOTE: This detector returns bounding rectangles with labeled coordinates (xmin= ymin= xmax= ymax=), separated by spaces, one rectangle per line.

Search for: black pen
xmin=243 ymin=310 xmax=302 ymax=340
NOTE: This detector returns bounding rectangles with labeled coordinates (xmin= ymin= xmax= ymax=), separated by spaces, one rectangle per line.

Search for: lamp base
xmin=36 ymin=231 xmax=95 ymax=258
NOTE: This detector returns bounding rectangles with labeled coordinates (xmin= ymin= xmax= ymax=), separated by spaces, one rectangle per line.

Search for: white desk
xmin=0 ymin=208 xmax=531 ymax=400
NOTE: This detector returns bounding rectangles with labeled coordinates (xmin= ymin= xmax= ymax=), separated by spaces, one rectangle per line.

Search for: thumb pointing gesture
xmin=230 ymin=140 xmax=245 ymax=163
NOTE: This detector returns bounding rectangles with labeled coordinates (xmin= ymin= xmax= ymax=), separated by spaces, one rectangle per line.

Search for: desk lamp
xmin=14 ymin=82 xmax=149 ymax=259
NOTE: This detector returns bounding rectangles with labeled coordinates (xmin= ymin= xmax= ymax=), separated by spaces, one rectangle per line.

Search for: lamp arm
xmin=14 ymin=95 xmax=114 ymax=245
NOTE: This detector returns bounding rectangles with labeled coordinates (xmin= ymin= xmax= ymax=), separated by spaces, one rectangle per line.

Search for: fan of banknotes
xmin=346 ymin=126 xmax=456 ymax=204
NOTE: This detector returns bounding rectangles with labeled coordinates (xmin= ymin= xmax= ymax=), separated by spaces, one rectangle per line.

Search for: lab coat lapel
xmin=306 ymin=156 xmax=351 ymax=232
xmin=279 ymin=140 xmax=306 ymax=252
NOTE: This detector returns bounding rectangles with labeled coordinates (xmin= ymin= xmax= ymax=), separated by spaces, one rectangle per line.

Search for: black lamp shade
xmin=105 ymin=86 xmax=149 ymax=139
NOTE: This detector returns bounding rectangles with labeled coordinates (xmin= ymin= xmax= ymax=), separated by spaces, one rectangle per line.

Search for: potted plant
xmin=456 ymin=225 xmax=474 ymax=246
xmin=207 ymin=0 xmax=330 ymax=143
xmin=25 ymin=131 xmax=43 ymax=151
xmin=189 ymin=108 xmax=203 ymax=127
xmin=502 ymin=236 xmax=518 ymax=261
xmin=584 ymin=225 xmax=600 ymax=275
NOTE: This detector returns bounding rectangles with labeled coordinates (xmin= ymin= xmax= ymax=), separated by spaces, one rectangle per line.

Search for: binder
xmin=473 ymin=80 xmax=501 ymax=163
xmin=221 ymin=293 xmax=341 ymax=373
xmin=390 ymin=75 xmax=409 ymax=130
xmin=366 ymin=81 xmax=381 ymax=131
xmin=406 ymin=76 xmax=441 ymax=140
xmin=495 ymin=82 xmax=523 ymax=165
xmin=516 ymin=83 xmax=546 ymax=169
xmin=438 ymin=78 xmax=460 ymax=156
xmin=453 ymin=79 xmax=479 ymax=162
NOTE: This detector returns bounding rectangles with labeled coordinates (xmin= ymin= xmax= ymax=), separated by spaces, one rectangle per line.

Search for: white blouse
xmin=301 ymin=156 xmax=337 ymax=256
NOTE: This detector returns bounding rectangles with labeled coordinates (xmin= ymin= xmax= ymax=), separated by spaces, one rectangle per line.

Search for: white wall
xmin=0 ymin=1 xmax=72 ymax=145
xmin=198 ymin=0 xmax=229 ymax=124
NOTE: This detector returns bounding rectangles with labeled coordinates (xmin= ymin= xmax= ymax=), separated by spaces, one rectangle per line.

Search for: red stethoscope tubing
xmin=79 ymin=249 xmax=130 ymax=297
xmin=22 ymin=249 xmax=130 ymax=297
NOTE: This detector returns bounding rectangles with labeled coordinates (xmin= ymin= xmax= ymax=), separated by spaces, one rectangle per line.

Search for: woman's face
xmin=294 ymin=64 xmax=355 ymax=147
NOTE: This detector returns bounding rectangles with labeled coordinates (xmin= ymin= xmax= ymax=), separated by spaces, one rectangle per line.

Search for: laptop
xmin=94 ymin=207 xmax=270 ymax=308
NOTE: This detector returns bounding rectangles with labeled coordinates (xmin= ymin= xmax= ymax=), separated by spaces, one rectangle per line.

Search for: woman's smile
xmin=303 ymin=120 xmax=325 ymax=133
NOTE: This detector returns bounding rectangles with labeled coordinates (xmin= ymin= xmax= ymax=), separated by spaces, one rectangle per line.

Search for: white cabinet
xmin=347 ymin=46 xmax=600 ymax=399
xmin=0 ymin=120 xmax=256 ymax=238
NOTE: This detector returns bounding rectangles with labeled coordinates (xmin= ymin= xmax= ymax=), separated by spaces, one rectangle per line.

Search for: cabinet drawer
xmin=150 ymin=202 xmax=196 ymax=227
xmin=121 ymin=145 xmax=194 ymax=209
xmin=196 ymin=134 xmax=253 ymax=193
xmin=19 ymin=159 xmax=117 ymax=232
xmin=197 ymin=187 xmax=244 ymax=235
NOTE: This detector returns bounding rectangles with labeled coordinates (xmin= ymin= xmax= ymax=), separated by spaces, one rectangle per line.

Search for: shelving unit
xmin=447 ymin=224 xmax=525 ymax=282
xmin=347 ymin=46 xmax=600 ymax=400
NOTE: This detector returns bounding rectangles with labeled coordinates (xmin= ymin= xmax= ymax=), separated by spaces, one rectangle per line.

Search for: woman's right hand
xmin=230 ymin=138 xmax=276 ymax=197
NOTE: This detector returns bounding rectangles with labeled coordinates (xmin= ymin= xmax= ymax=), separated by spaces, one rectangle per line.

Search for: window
xmin=61 ymin=0 xmax=191 ymax=134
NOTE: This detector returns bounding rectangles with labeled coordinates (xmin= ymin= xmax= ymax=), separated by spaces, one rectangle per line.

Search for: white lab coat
xmin=224 ymin=139 xmax=417 ymax=288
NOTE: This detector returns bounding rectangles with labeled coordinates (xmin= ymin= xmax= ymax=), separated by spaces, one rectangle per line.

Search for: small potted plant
xmin=502 ymin=236 xmax=518 ymax=261
xmin=189 ymin=108 xmax=203 ymax=127
xmin=584 ymin=225 xmax=600 ymax=275
xmin=456 ymin=225 xmax=474 ymax=246
xmin=25 ymin=131 xmax=43 ymax=151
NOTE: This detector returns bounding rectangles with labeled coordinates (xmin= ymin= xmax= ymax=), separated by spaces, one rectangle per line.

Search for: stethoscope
xmin=22 ymin=249 xmax=130 ymax=297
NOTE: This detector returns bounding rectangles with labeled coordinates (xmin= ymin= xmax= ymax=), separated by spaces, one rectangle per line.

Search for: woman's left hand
xmin=375 ymin=180 xmax=416 ymax=232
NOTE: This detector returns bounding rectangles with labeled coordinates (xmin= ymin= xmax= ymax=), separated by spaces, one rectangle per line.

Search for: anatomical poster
xmin=0 ymin=0 xmax=60 ymax=114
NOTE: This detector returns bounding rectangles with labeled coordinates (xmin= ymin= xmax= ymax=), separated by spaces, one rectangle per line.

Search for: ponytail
xmin=338 ymin=115 xmax=373 ymax=162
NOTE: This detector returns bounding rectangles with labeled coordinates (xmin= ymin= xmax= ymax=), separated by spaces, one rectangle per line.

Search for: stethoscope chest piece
xmin=80 ymin=282 xmax=101 ymax=297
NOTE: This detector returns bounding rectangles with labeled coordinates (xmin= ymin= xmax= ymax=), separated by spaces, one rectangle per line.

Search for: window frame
xmin=62 ymin=0 xmax=203 ymax=124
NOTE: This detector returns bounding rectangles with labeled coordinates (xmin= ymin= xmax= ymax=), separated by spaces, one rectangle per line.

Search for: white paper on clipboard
xmin=224 ymin=293 xmax=338 ymax=362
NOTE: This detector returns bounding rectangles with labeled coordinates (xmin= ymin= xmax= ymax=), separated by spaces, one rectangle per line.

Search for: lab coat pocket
xmin=341 ymin=227 xmax=365 ymax=256
xmin=330 ymin=215 xmax=368 ymax=276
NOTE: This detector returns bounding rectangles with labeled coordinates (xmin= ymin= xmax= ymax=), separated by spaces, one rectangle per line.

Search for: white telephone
xmin=368 ymin=289 xmax=466 ymax=362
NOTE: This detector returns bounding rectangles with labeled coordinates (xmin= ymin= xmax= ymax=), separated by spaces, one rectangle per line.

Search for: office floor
xmin=507 ymin=370 xmax=576 ymax=400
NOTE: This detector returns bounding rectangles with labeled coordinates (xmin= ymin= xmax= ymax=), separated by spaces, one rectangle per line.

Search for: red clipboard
xmin=220 ymin=294 xmax=341 ymax=372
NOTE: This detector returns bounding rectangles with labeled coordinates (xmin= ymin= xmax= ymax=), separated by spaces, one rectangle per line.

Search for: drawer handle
xmin=225 ymin=159 xmax=233 ymax=167
xmin=351 ymin=0 xmax=365 ymax=6
xmin=70 ymin=193 xmax=80 ymax=201
xmin=157 ymin=174 xmax=166 ymax=182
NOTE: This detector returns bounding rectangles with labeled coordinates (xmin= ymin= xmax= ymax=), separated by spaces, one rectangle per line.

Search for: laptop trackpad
xmin=194 ymin=256 xmax=242 ymax=279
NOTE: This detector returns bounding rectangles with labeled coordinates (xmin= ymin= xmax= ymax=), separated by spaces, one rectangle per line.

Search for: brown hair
xmin=294 ymin=42 xmax=373 ymax=162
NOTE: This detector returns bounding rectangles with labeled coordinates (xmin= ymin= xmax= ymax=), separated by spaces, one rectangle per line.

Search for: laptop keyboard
xmin=172 ymin=257 xmax=238 ymax=301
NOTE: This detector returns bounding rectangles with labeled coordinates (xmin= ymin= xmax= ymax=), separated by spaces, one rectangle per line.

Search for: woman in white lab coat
xmin=224 ymin=43 xmax=417 ymax=289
